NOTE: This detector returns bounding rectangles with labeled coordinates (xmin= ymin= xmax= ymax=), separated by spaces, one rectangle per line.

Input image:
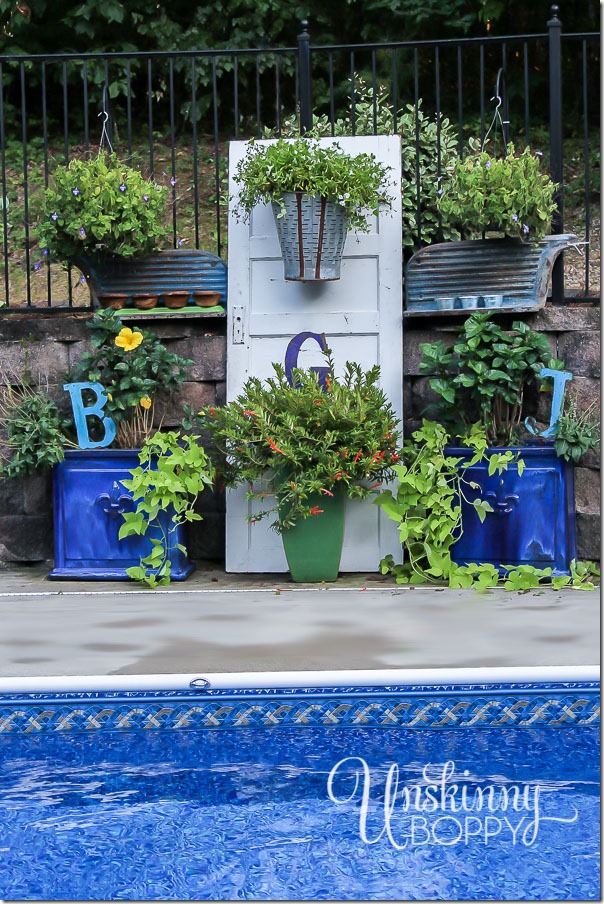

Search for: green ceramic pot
xmin=280 ymin=488 xmax=346 ymax=582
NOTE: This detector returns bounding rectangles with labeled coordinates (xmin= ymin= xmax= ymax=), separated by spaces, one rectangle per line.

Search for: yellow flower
xmin=106 ymin=392 xmax=112 ymax=401
xmin=140 ymin=397 xmax=152 ymax=409
xmin=115 ymin=327 xmax=143 ymax=352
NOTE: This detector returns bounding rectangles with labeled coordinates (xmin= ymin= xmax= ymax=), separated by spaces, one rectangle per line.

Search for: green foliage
xmin=119 ymin=431 xmax=215 ymax=587
xmin=552 ymin=559 xmax=600 ymax=592
xmin=374 ymin=419 xmax=516 ymax=585
xmin=419 ymin=312 xmax=562 ymax=446
xmin=233 ymin=137 xmax=392 ymax=233
xmin=37 ymin=152 xmax=169 ymax=264
xmin=0 ymin=374 xmax=72 ymax=478
xmin=376 ymin=420 xmax=599 ymax=592
xmin=67 ymin=309 xmax=193 ymax=448
xmin=193 ymin=355 xmax=401 ymax=531
xmin=266 ymin=83 xmax=460 ymax=254
xmin=437 ymin=141 xmax=557 ymax=241
xmin=554 ymin=398 xmax=600 ymax=463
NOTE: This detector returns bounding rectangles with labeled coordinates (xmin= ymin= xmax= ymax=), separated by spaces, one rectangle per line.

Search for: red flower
xmin=353 ymin=450 xmax=362 ymax=463
xmin=267 ymin=437 xmax=285 ymax=454
xmin=309 ymin=505 xmax=324 ymax=516
xmin=319 ymin=488 xmax=334 ymax=496
xmin=209 ymin=407 xmax=215 ymax=416
xmin=244 ymin=409 xmax=257 ymax=418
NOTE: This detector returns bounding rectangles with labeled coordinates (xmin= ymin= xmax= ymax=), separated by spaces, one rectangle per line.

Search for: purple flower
xmin=119 ymin=183 xmax=127 ymax=192
xmin=512 ymin=214 xmax=518 ymax=222
xmin=42 ymin=248 xmax=48 ymax=256
xmin=522 ymin=224 xmax=530 ymax=235
xmin=72 ymin=188 xmax=80 ymax=196
xmin=80 ymin=276 xmax=87 ymax=284
xmin=485 ymin=161 xmax=492 ymax=169
xmin=170 ymin=176 xmax=176 ymax=187
xmin=177 ymin=238 xmax=184 ymax=247
xmin=51 ymin=212 xmax=59 ymax=221
xmin=143 ymin=194 xmax=149 ymax=202
xmin=79 ymin=227 xmax=86 ymax=237
xmin=33 ymin=261 xmax=41 ymax=271
xmin=535 ymin=150 xmax=543 ymax=157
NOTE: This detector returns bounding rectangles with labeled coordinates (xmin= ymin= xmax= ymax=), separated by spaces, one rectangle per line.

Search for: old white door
xmin=226 ymin=135 xmax=403 ymax=572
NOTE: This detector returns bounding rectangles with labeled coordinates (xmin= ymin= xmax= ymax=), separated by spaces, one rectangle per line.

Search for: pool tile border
xmin=0 ymin=682 xmax=599 ymax=734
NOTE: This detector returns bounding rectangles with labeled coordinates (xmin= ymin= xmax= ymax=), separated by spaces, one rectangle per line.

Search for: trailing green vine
xmin=375 ymin=420 xmax=599 ymax=592
xmin=119 ymin=431 xmax=215 ymax=587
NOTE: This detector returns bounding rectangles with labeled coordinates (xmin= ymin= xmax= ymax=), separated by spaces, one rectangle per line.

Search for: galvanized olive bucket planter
xmin=272 ymin=192 xmax=348 ymax=281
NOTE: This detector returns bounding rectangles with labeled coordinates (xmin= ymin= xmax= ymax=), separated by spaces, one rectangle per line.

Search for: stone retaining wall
xmin=0 ymin=305 xmax=600 ymax=566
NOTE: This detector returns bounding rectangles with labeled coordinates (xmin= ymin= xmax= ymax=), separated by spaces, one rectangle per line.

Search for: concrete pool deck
xmin=0 ymin=561 xmax=599 ymax=679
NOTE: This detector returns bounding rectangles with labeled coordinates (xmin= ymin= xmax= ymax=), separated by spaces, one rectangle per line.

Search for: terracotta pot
xmin=133 ymin=294 xmax=159 ymax=310
xmin=162 ymin=292 xmax=190 ymax=309
xmin=193 ymin=291 xmax=222 ymax=308
xmin=98 ymin=293 xmax=128 ymax=311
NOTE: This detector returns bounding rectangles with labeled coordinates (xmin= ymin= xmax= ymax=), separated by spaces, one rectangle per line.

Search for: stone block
xmin=215 ymin=381 xmax=227 ymax=406
xmin=557 ymin=331 xmax=601 ymax=378
xmin=1 ymin=340 xmax=69 ymax=384
xmin=527 ymin=306 xmax=600 ymax=333
xmin=566 ymin=377 xmax=601 ymax=413
xmin=0 ymin=478 xmax=24 ymax=515
xmin=22 ymin=473 xmax=53 ymax=515
xmin=175 ymin=382 xmax=217 ymax=415
xmin=0 ymin=314 xmax=88 ymax=344
xmin=0 ymin=514 xmax=53 ymax=561
xmin=403 ymin=329 xmax=456 ymax=376
xmin=410 ymin=376 xmax=443 ymax=421
xmin=575 ymin=467 xmax=601 ymax=515
xmin=576 ymin=513 xmax=601 ymax=562
xmin=188 ymin=512 xmax=225 ymax=561
xmin=166 ymin=336 xmax=227 ymax=381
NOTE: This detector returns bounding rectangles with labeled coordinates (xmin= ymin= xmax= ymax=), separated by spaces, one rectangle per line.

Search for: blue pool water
xmin=0 ymin=682 xmax=599 ymax=900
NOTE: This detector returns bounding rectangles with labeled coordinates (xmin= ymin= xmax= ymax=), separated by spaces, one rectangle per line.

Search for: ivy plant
xmin=375 ymin=419 xmax=598 ymax=592
xmin=374 ymin=420 xmax=518 ymax=586
xmin=119 ymin=431 xmax=215 ymax=587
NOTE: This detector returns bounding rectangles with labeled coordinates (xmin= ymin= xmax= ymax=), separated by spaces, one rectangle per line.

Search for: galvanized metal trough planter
xmin=404 ymin=233 xmax=578 ymax=315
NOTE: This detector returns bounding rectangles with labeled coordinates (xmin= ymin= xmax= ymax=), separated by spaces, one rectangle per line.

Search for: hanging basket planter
xmin=272 ymin=192 xmax=348 ymax=282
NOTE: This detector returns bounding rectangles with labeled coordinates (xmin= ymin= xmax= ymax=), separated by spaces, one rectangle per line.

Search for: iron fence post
xmin=548 ymin=5 xmax=564 ymax=304
xmin=298 ymin=20 xmax=313 ymax=134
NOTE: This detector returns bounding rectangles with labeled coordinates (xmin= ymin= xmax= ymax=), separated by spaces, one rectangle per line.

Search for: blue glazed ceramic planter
xmin=49 ymin=449 xmax=195 ymax=581
xmin=447 ymin=444 xmax=577 ymax=576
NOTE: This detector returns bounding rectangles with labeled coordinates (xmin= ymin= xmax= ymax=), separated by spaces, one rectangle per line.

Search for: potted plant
xmin=232 ymin=137 xmax=392 ymax=281
xmin=404 ymin=139 xmax=577 ymax=314
xmin=0 ymin=309 xmax=204 ymax=581
xmin=36 ymin=151 xmax=169 ymax=307
xmin=437 ymin=140 xmax=557 ymax=242
xmin=377 ymin=312 xmax=586 ymax=581
xmin=192 ymin=353 xmax=401 ymax=581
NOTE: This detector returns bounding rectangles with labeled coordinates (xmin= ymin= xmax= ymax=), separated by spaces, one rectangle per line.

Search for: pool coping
xmin=0 ymin=664 xmax=598 ymax=694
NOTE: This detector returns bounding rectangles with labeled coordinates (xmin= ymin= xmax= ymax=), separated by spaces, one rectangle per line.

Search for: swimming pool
xmin=0 ymin=667 xmax=599 ymax=900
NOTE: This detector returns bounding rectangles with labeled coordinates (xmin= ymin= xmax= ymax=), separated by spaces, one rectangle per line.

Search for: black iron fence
xmin=0 ymin=7 xmax=599 ymax=311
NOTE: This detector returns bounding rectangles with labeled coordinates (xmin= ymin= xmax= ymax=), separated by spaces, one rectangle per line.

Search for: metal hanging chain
xmin=97 ymin=83 xmax=114 ymax=155
xmin=482 ymin=68 xmax=510 ymax=156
